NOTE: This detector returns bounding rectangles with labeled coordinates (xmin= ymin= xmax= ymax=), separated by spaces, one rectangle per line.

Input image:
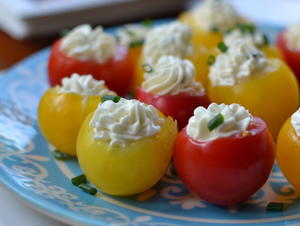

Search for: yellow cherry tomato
xmin=129 ymin=46 xmax=143 ymax=92
xmin=261 ymin=45 xmax=282 ymax=59
xmin=179 ymin=12 xmax=222 ymax=50
xmin=38 ymin=88 xmax=101 ymax=156
xmin=77 ymin=112 xmax=178 ymax=196
xmin=277 ymin=117 xmax=300 ymax=191
xmin=208 ymin=59 xmax=299 ymax=138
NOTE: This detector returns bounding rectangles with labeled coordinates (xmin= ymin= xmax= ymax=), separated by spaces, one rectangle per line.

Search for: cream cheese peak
xmin=142 ymin=56 xmax=204 ymax=95
xmin=58 ymin=73 xmax=116 ymax=97
xmin=60 ymin=24 xmax=117 ymax=63
xmin=142 ymin=21 xmax=192 ymax=65
xmin=209 ymin=40 xmax=271 ymax=86
xmin=284 ymin=22 xmax=300 ymax=51
xmin=117 ymin=24 xmax=150 ymax=47
xmin=224 ymin=29 xmax=266 ymax=47
xmin=89 ymin=99 xmax=165 ymax=147
xmin=187 ymin=103 xmax=252 ymax=142
xmin=291 ymin=107 xmax=300 ymax=137
xmin=191 ymin=0 xmax=240 ymax=32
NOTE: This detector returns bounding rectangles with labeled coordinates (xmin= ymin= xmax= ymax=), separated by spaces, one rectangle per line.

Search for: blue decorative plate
xmin=1 ymin=20 xmax=300 ymax=226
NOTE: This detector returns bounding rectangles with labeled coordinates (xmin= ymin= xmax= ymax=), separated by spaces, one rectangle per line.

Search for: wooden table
xmin=0 ymin=30 xmax=56 ymax=70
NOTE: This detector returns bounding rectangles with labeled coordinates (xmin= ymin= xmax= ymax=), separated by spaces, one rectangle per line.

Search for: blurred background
xmin=0 ymin=0 xmax=299 ymax=70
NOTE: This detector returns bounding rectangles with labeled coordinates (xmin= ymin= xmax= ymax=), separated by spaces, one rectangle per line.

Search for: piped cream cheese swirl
xmin=59 ymin=73 xmax=116 ymax=97
xmin=209 ymin=40 xmax=272 ymax=86
xmin=191 ymin=0 xmax=240 ymax=32
xmin=284 ymin=22 xmax=300 ymax=51
xmin=224 ymin=29 xmax=266 ymax=47
xmin=142 ymin=21 xmax=192 ymax=65
xmin=89 ymin=99 xmax=165 ymax=147
xmin=291 ymin=108 xmax=300 ymax=137
xmin=60 ymin=24 xmax=117 ymax=63
xmin=116 ymin=24 xmax=150 ymax=47
xmin=187 ymin=103 xmax=252 ymax=142
xmin=142 ymin=56 xmax=204 ymax=95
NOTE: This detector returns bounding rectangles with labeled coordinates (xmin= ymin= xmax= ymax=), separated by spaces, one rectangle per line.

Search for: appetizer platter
xmin=1 ymin=0 xmax=300 ymax=225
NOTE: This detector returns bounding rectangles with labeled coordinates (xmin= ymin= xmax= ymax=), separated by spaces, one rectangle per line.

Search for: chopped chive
xmin=143 ymin=18 xmax=153 ymax=27
xmin=263 ymin=34 xmax=269 ymax=46
xmin=129 ymin=40 xmax=144 ymax=48
xmin=78 ymin=184 xmax=97 ymax=195
xmin=60 ymin=29 xmax=70 ymax=37
xmin=207 ymin=55 xmax=216 ymax=66
xmin=71 ymin=174 xmax=87 ymax=186
xmin=237 ymin=23 xmax=256 ymax=34
xmin=142 ymin=64 xmax=153 ymax=73
xmin=217 ymin=42 xmax=228 ymax=53
xmin=224 ymin=28 xmax=233 ymax=35
xmin=124 ymin=28 xmax=135 ymax=37
xmin=51 ymin=150 xmax=70 ymax=160
xmin=266 ymin=202 xmax=287 ymax=211
xmin=210 ymin=26 xmax=219 ymax=33
xmin=101 ymin=95 xmax=121 ymax=103
xmin=208 ymin=113 xmax=224 ymax=131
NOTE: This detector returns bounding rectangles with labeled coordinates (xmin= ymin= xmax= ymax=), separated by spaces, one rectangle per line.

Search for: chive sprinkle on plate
xmin=266 ymin=202 xmax=287 ymax=211
xmin=78 ymin=184 xmax=98 ymax=195
xmin=208 ymin=113 xmax=224 ymax=131
xmin=207 ymin=55 xmax=216 ymax=66
xmin=142 ymin=64 xmax=153 ymax=73
xmin=71 ymin=174 xmax=87 ymax=186
xmin=51 ymin=149 xmax=70 ymax=160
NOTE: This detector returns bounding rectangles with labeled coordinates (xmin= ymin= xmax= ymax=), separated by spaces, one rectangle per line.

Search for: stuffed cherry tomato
xmin=276 ymin=23 xmax=300 ymax=82
xmin=179 ymin=0 xmax=246 ymax=50
xmin=277 ymin=108 xmax=300 ymax=191
xmin=135 ymin=21 xmax=210 ymax=89
xmin=208 ymin=40 xmax=299 ymax=138
xmin=38 ymin=74 xmax=115 ymax=156
xmin=223 ymin=24 xmax=282 ymax=59
xmin=116 ymin=23 xmax=150 ymax=91
xmin=77 ymin=98 xmax=178 ymax=196
xmin=48 ymin=24 xmax=134 ymax=96
xmin=174 ymin=103 xmax=275 ymax=205
xmin=136 ymin=56 xmax=210 ymax=129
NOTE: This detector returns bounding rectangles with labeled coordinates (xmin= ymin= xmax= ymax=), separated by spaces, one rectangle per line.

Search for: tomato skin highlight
xmin=136 ymin=87 xmax=211 ymax=130
xmin=48 ymin=39 xmax=134 ymax=96
xmin=277 ymin=31 xmax=300 ymax=83
xmin=174 ymin=117 xmax=275 ymax=205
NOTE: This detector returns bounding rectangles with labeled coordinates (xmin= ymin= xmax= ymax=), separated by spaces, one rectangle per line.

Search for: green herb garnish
xmin=142 ymin=64 xmax=153 ymax=73
xmin=124 ymin=28 xmax=135 ymax=37
xmin=237 ymin=23 xmax=255 ymax=34
xmin=143 ymin=18 xmax=153 ymax=27
xmin=217 ymin=42 xmax=228 ymax=53
xmin=60 ymin=29 xmax=70 ymax=37
xmin=101 ymin=95 xmax=121 ymax=103
xmin=71 ymin=174 xmax=87 ymax=186
xmin=266 ymin=202 xmax=287 ymax=211
xmin=129 ymin=40 xmax=144 ymax=48
xmin=208 ymin=113 xmax=224 ymax=131
xmin=207 ymin=55 xmax=216 ymax=66
xmin=51 ymin=150 xmax=70 ymax=160
xmin=224 ymin=28 xmax=233 ymax=35
xmin=210 ymin=26 xmax=219 ymax=33
xmin=78 ymin=184 xmax=98 ymax=195
xmin=263 ymin=34 xmax=269 ymax=46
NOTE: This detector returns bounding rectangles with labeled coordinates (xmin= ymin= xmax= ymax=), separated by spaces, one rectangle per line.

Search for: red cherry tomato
xmin=174 ymin=117 xmax=275 ymax=205
xmin=48 ymin=39 xmax=134 ymax=96
xmin=277 ymin=31 xmax=300 ymax=82
xmin=136 ymin=87 xmax=211 ymax=130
